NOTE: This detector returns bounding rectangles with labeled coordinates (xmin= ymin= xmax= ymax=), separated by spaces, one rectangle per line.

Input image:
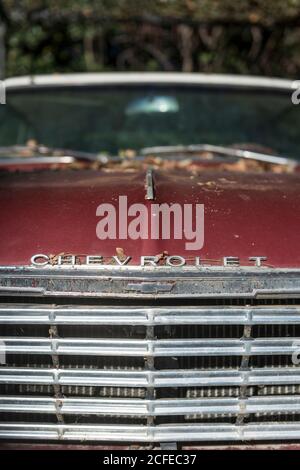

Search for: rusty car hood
xmin=0 ymin=167 xmax=300 ymax=267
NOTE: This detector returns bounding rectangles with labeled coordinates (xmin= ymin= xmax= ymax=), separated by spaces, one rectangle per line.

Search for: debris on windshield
xmin=50 ymin=153 xmax=295 ymax=174
xmin=26 ymin=139 xmax=39 ymax=150
xmin=1 ymin=141 xmax=296 ymax=174
xmin=119 ymin=149 xmax=137 ymax=159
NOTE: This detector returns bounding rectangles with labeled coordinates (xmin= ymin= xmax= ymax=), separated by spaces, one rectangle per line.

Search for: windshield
xmin=0 ymin=84 xmax=299 ymax=158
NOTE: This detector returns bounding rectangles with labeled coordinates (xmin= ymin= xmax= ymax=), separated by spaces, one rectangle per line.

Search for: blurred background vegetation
xmin=1 ymin=0 xmax=300 ymax=78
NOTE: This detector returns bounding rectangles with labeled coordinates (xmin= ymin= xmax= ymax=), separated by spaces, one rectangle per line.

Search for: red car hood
xmin=0 ymin=168 xmax=300 ymax=268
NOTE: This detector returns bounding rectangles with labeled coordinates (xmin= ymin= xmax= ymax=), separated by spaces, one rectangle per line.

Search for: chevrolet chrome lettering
xmin=30 ymin=253 xmax=268 ymax=267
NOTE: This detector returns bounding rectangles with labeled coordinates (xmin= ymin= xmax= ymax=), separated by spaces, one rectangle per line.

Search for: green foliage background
xmin=2 ymin=0 xmax=300 ymax=77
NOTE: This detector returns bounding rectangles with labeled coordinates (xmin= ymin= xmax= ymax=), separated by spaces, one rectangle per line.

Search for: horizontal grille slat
xmin=2 ymin=337 xmax=300 ymax=356
xmin=2 ymin=422 xmax=300 ymax=442
xmin=1 ymin=304 xmax=300 ymax=325
xmin=2 ymin=297 xmax=300 ymax=444
xmin=2 ymin=395 xmax=300 ymax=416
xmin=1 ymin=366 xmax=300 ymax=388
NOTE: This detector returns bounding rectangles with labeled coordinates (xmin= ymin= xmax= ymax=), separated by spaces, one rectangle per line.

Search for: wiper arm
xmin=141 ymin=144 xmax=297 ymax=166
xmin=0 ymin=144 xmax=109 ymax=164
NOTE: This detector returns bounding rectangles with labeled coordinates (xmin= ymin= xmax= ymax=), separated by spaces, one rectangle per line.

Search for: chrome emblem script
xmin=30 ymin=254 xmax=268 ymax=268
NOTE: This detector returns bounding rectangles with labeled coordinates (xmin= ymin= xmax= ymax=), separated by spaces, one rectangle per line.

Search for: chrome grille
xmin=1 ymin=300 xmax=300 ymax=443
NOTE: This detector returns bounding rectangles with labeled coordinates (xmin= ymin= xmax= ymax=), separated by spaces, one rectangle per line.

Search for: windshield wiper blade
xmin=141 ymin=144 xmax=297 ymax=166
xmin=0 ymin=145 xmax=109 ymax=164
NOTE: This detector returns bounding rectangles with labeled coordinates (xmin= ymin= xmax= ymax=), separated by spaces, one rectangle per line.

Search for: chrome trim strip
xmin=1 ymin=366 xmax=300 ymax=388
xmin=1 ymin=337 xmax=300 ymax=357
xmin=5 ymin=73 xmax=296 ymax=92
xmin=1 ymin=305 xmax=300 ymax=325
xmin=1 ymin=267 xmax=300 ymax=299
xmin=1 ymin=422 xmax=300 ymax=442
xmin=1 ymin=395 xmax=300 ymax=416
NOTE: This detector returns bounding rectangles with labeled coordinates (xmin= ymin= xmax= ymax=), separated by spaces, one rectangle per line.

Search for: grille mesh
xmin=1 ymin=297 xmax=300 ymax=443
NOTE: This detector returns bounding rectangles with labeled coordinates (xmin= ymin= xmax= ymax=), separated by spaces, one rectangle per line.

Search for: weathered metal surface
xmin=0 ymin=266 xmax=300 ymax=298
xmin=0 ymin=169 xmax=300 ymax=268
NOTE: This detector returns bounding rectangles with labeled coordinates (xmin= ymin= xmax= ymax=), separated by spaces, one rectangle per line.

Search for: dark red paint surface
xmin=0 ymin=167 xmax=300 ymax=267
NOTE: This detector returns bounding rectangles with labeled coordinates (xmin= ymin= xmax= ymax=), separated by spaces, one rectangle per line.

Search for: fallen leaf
xmin=116 ymin=247 xmax=127 ymax=261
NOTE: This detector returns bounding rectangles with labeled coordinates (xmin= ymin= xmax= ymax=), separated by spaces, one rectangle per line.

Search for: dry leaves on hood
xmin=101 ymin=155 xmax=295 ymax=174
xmin=25 ymin=147 xmax=297 ymax=175
xmin=156 ymin=251 xmax=169 ymax=263
xmin=48 ymin=252 xmax=66 ymax=265
xmin=115 ymin=247 xmax=127 ymax=261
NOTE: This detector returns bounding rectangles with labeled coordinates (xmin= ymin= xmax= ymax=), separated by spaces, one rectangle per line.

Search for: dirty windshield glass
xmin=0 ymin=85 xmax=299 ymax=158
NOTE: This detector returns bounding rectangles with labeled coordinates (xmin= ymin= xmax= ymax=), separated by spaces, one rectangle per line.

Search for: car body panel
xmin=0 ymin=168 xmax=299 ymax=267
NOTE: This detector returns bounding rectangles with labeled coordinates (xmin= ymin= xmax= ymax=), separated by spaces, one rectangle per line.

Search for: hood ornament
xmin=145 ymin=168 xmax=155 ymax=200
